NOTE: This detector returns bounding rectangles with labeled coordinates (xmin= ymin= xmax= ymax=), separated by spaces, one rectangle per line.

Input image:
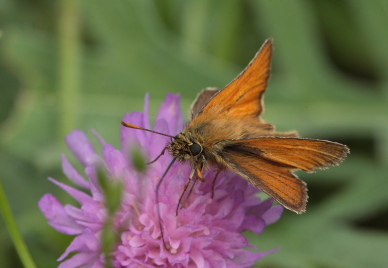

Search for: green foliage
xmin=1 ymin=0 xmax=387 ymax=267
xmin=131 ymin=148 xmax=147 ymax=173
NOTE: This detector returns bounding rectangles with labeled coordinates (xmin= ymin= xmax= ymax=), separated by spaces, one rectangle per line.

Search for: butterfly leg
xmin=176 ymin=169 xmax=196 ymax=216
xmin=182 ymin=167 xmax=205 ymax=208
xmin=147 ymin=146 xmax=167 ymax=164
xmin=196 ymin=167 xmax=205 ymax=182
xmin=182 ymin=177 xmax=199 ymax=209
xmin=211 ymin=170 xmax=221 ymax=198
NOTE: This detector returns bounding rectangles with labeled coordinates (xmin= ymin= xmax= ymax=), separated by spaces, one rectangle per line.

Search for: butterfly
xmin=122 ymin=38 xmax=349 ymax=214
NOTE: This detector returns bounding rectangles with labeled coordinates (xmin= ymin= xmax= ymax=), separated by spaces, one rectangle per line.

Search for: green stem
xmin=58 ymin=0 xmax=81 ymax=138
xmin=0 ymin=180 xmax=37 ymax=268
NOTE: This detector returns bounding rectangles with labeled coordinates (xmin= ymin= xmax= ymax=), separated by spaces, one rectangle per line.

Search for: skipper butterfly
xmin=122 ymin=38 xmax=349 ymax=214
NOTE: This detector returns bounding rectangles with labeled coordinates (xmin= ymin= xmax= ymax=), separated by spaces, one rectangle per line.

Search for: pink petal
xmin=190 ymin=248 xmax=205 ymax=268
xmin=62 ymin=154 xmax=89 ymax=188
xmin=39 ymin=194 xmax=82 ymax=235
xmin=263 ymin=205 xmax=284 ymax=225
xmin=58 ymin=229 xmax=100 ymax=261
xmin=148 ymin=118 xmax=172 ymax=162
xmin=121 ymin=112 xmax=149 ymax=150
xmin=129 ymin=235 xmax=145 ymax=247
xmin=238 ymin=216 xmax=266 ymax=234
xmin=58 ymin=252 xmax=98 ymax=268
xmin=49 ymin=178 xmax=93 ymax=204
xmin=231 ymin=248 xmax=279 ymax=267
xmin=156 ymin=93 xmax=184 ymax=136
xmin=66 ymin=130 xmax=97 ymax=166
xmin=102 ymin=144 xmax=128 ymax=178
xmin=85 ymin=165 xmax=104 ymax=202
xmin=82 ymin=228 xmax=101 ymax=251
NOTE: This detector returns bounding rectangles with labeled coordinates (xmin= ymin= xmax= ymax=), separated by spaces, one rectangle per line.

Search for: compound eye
xmin=189 ymin=143 xmax=202 ymax=156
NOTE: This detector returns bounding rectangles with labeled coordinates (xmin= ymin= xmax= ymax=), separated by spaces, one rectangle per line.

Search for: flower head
xmin=39 ymin=93 xmax=283 ymax=268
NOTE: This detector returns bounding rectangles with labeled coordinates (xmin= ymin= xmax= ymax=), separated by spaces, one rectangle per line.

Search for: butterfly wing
xmin=190 ymin=87 xmax=219 ymax=119
xmin=223 ymin=150 xmax=308 ymax=213
xmin=196 ymin=38 xmax=273 ymax=120
xmin=224 ymin=137 xmax=350 ymax=172
xmin=218 ymin=137 xmax=349 ymax=213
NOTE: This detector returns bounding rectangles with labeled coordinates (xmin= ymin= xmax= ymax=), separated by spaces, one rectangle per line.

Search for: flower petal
xmin=149 ymin=118 xmax=172 ymax=162
xmin=58 ymin=229 xmax=101 ymax=262
xmin=62 ymin=154 xmax=89 ymax=188
xmin=263 ymin=205 xmax=284 ymax=225
xmin=230 ymin=248 xmax=279 ymax=267
xmin=49 ymin=178 xmax=94 ymax=205
xmin=82 ymin=228 xmax=101 ymax=251
xmin=39 ymin=194 xmax=82 ymax=235
xmin=102 ymin=144 xmax=128 ymax=178
xmin=58 ymin=253 xmax=98 ymax=268
xmin=121 ymin=111 xmax=150 ymax=150
xmin=156 ymin=93 xmax=184 ymax=136
xmin=66 ymin=130 xmax=97 ymax=166
xmin=190 ymin=248 xmax=205 ymax=268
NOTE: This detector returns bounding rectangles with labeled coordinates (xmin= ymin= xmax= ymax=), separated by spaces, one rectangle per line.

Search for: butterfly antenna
xmin=121 ymin=121 xmax=175 ymax=139
xmin=156 ymin=158 xmax=176 ymax=251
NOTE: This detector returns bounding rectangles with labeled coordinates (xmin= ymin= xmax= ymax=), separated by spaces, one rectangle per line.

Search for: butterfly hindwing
xmin=221 ymin=145 xmax=308 ymax=213
xmin=190 ymin=87 xmax=219 ymax=119
xmin=218 ymin=137 xmax=349 ymax=213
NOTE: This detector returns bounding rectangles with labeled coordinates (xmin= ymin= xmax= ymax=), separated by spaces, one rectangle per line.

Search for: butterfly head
xmin=167 ymin=133 xmax=203 ymax=162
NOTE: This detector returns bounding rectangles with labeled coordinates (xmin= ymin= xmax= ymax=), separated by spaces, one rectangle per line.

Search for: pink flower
xmin=39 ymin=93 xmax=283 ymax=268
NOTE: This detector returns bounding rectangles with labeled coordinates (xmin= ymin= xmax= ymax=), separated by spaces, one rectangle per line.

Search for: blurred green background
xmin=1 ymin=0 xmax=387 ymax=267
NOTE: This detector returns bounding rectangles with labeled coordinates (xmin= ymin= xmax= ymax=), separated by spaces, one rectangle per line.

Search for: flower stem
xmin=58 ymin=0 xmax=81 ymax=138
xmin=0 ymin=180 xmax=37 ymax=268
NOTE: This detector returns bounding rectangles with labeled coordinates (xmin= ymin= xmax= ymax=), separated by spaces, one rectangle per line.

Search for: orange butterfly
xmin=122 ymin=38 xmax=349 ymax=214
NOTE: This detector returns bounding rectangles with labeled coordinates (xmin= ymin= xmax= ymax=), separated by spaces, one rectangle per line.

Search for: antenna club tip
xmin=120 ymin=122 xmax=174 ymax=138
xmin=121 ymin=121 xmax=139 ymax=129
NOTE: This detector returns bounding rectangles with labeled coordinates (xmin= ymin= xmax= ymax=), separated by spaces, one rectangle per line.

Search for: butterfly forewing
xmin=195 ymin=39 xmax=273 ymax=120
xmin=187 ymin=39 xmax=275 ymax=142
